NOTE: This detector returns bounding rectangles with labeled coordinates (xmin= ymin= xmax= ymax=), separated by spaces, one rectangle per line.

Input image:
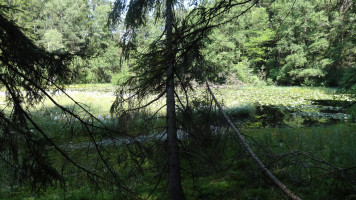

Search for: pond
xmin=232 ymin=100 xmax=355 ymax=128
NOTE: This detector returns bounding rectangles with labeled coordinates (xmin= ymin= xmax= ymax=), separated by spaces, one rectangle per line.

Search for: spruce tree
xmin=109 ymin=0 xmax=258 ymax=198
xmin=0 ymin=4 xmax=72 ymax=190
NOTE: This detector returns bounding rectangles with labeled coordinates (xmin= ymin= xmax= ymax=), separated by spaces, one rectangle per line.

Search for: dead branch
xmin=206 ymin=82 xmax=302 ymax=200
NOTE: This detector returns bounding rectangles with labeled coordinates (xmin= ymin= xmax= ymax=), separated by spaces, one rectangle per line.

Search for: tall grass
xmin=243 ymin=124 xmax=356 ymax=199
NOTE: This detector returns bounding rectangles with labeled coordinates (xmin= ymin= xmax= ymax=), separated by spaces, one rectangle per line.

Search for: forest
xmin=0 ymin=0 xmax=356 ymax=199
xmin=4 ymin=0 xmax=355 ymax=87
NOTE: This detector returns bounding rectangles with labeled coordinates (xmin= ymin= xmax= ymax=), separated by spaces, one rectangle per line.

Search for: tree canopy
xmin=4 ymin=0 xmax=354 ymax=87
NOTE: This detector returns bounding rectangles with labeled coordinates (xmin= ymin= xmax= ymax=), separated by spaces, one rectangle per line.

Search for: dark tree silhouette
xmin=0 ymin=4 xmax=72 ymax=190
xmin=110 ymin=0 xmax=258 ymax=198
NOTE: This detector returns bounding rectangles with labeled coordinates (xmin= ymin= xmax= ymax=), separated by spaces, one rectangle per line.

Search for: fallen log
xmin=206 ymin=82 xmax=302 ymax=200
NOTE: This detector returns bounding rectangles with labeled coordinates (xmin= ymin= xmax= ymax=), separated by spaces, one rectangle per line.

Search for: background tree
xmin=200 ymin=0 xmax=355 ymax=87
xmin=4 ymin=0 xmax=355 ymax=87
xmin=203 ymin=5 xmax=274 ymax=85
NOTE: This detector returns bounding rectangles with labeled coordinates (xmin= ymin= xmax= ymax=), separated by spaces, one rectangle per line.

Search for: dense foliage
xmin=205 ymin=0 xmax=355 ymax=86
xmin=5 ymin=0 xmax=122 ymax=83
xmin=4 ymin=0 xmax=355 ymax=87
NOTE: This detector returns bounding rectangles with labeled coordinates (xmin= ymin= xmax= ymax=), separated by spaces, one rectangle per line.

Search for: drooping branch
xmin=0 ymin=74 xmax=136 ymax=195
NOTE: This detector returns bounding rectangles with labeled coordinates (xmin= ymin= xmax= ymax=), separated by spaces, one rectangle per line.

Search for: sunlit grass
xmin=1 ymin=84 xmax=353 ymax=131
xmin=1 ymin=84 xmax=353 ymax=117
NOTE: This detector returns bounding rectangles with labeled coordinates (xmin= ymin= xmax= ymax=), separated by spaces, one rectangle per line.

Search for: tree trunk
xmin=165 ymin=0 xmax=185 ymax=199
xmin=339 ymin=2 xmax=344 ymax=44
